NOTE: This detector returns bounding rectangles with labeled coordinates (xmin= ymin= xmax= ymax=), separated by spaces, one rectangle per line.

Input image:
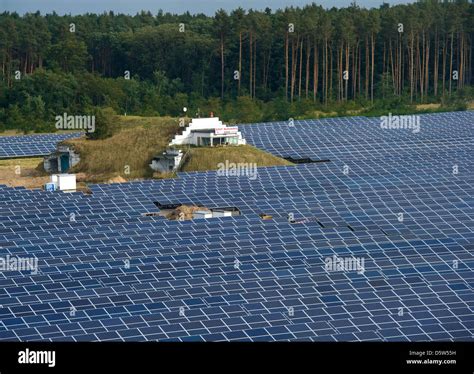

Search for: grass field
xmin=181 ymin=145 xmax=292 ymax=172
xmin=0 ymin=157 xmax=90 ymax=190
xmin=0 ymin=130 xmax=24 ymax=136
xmin=0 ymin=157 xmax=48 ymax=188
xmin=64 ymin=116 xmax=180 ymax=182
xmin=0 ymin=129 xmax=84 ymax=137
xmin=0 ymin=116 xmax=292 ymax=187
xmin=61 ymin=115 xmax=291 ymax=183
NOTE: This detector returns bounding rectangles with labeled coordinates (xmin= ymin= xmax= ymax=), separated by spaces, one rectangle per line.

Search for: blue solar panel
xmin=0 ymin=132 xmax=82 ymax=158
xmin=239 ymin=111 xmax=474 ymax=165
xmin=0 ymin=112 xmax=472 ymax=342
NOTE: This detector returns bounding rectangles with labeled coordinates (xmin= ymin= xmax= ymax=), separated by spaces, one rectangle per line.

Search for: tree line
xmin=0 ymin=1 xmax=472 ymax=132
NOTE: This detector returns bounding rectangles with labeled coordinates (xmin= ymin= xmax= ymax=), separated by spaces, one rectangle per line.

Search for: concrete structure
xmin=150 ymin=149 xmax=184 ymax=173
xmin=193 ymin=207 xmax=240 ymax=220
xmin=44 ymin=146 xmax=80 ymax=173
xmin=169 ymin=117 xmax=246 ymax=147
xmin=211 ymin=210 xmax=233 ymax=218
xmin=193 ymin=210 xmax=213 ymax=219
xmin=48 ymin=174 xmax=77 ymax=192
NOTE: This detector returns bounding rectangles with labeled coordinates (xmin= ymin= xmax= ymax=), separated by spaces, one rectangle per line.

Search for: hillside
xmin=62 ymin=116 xmax=291 ymax=183
xmin=181 ymin=145 xmax=292 ymax=172
xmin=64 ymin=116 xmax=180 ymax=182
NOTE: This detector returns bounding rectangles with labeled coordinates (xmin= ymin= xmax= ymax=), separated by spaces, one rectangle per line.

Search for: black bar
xmin=0 ymin=342 xmax=472 ymax=373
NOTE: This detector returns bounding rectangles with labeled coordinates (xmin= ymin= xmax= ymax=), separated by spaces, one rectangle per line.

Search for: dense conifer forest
xmin=0 ymin=1 xmax=472 ymax=131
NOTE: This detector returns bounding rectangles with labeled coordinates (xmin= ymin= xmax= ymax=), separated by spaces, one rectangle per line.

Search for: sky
xmin=1 ymin=0 xmax=415 ymax=16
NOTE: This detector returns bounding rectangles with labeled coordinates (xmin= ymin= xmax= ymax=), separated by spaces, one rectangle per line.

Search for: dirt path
xmin=0 ymin=158 xmax=49 ymax=189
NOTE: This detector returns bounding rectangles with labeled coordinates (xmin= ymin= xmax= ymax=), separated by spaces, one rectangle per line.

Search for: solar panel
xmin=0 ymin=112 xmax=472 ymax=342
xmin=0 ymin=132 xmax=82 ymax=159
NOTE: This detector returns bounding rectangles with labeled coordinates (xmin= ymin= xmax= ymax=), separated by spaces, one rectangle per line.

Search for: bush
xmin=225 ymin=96 xmax=263 ymax=123
xmin=86 ymin=107 xmax=118 ymax=140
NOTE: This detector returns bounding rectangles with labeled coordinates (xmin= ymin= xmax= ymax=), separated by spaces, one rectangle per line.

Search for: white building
xmin=169 ymin=117 xmax=246 ymax=147
xmin=45 ymin=174 xmax=77 ymax=192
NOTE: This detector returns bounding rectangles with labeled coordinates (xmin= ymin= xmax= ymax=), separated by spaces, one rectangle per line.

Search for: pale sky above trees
xmin=2 ymin=0 xmax=415 ymax=15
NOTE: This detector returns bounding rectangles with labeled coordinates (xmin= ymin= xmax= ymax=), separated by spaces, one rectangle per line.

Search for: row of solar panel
xmin=0 ymin=132 xmax=81 ymax=158
xmin=0 ymin=111 xmax=472 ymax=341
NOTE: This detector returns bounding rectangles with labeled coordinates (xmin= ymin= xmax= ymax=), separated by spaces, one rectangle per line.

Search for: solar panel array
xmin=0 ymin=132 xmax=82 ymax=159
xmin=239 ymin=111 xmax=474 ymax=164
xmin=0 ymin=111 xmax=472 ymax=342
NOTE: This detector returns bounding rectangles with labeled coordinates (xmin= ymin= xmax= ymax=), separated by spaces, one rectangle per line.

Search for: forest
xmin=0 ymin=0 xmax=472 ymax=132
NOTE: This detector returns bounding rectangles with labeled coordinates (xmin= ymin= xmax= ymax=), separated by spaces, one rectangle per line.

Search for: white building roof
xmin=169 ymin=117 xmax=246 ymax=146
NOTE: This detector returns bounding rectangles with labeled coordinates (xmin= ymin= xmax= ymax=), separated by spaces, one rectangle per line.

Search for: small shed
xmin=150 ymin=149 xmax=184 ymax=173
xmin=44 ymin=146 xmax=80 ymax=173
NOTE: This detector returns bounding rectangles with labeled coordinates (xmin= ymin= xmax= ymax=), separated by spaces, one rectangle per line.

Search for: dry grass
xmin=165 ymin=205 xmax=205 ymax=220
xmin=304 ymin=110 xmax=338 ymax=118
xmin=0 ymin=130 xmax=24 ymax=137
xmin=346 ymin=109 xmax=365 ymax=115
xmin=2 ymin=115 xmax=288 ymax=187
xmin=62 ymin=115 xmax=289 ymax=182
xmin=0 ymin=157 xmax=49 ymax=189
xmin=64 ymin=116 xmax=180 ymax=182
xmin=0 ymin=130 xmax=83 ymax=137
xmin=416 ymin=103 xmax=441 ymax=110
xmin=181 ymin=145 xmax=292 ymax=172
xmin=152 ymin=171 xmax=178 ymax=179
xmin=0 ymin=158 xmax=89 ymax=191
